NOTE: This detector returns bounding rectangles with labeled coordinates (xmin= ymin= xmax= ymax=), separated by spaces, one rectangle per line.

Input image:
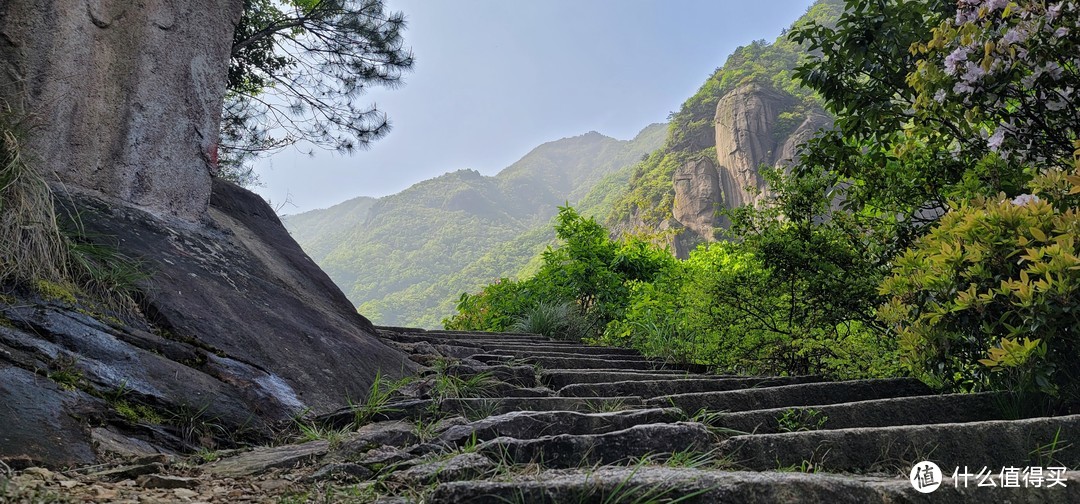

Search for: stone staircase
xmin=358 ymin=328 xmax=1080 ymax=502
xmin=7 ymin=327 xmax=1076 ymax=502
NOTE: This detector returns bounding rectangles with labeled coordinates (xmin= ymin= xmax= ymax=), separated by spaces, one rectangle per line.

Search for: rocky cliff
xmin=644 ymin=83 xmax=831 ymax=256
xmin=0 ymin=1 xmax=416 ymax=468
xmin=1 ymin=180 xmax=417 ymax=468
xmin=0 ymin=0 xmax=240 ymax=219
xmin=685 ymin=84 xmax=831 ymax=235
xmin=600 ymin=0 xmax=844 ymax=256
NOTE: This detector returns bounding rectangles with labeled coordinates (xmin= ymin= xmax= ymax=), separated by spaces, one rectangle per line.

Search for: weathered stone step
xmin=722 ymin=414 xmax=1080 ymax=473
xmin=488 ymin=355 xmax=701 ymax=372
xmin=429 ymin=466 xmax=1080 ymax=504
xmin=541 ymin=369 xmax=711 ymax=388
xmin=438 ymin=408 xmax=684 ymax=446
xmin=442 ymin=364 xmax=538 ymax=388
xmin=477 ymin=343 xmax=643 ymax=357
xmin=486 ymin=350 xmax=659 ymax=362
xmin=557 ymin=376 xmax=826 ymax=398
xmin=646 ymin=378 xmax=931 ymax=413
xmin=717 ymin=392 xmax=1009 ymax=434
xmin=477 ymin=422 xmax=714 ymax=468
xmin=439 ymin=396 xmax=644 ymax=416
xmin=378 ymin=327 xmax=550 ymax=342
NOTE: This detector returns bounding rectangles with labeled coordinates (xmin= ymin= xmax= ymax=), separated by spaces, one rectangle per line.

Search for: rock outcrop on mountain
xmin=713 ymin=84 xmax=799 ymax=211
xmin=0 ymin=0 xmax=241 ymax=219
xmin=672 ymin=157 xmax=721 ymax=240
xmin=661 ymin=83 xmax=831 ymax=255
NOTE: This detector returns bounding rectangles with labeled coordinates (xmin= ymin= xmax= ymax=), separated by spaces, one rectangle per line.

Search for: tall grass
xmin=509 ymin=300 xmax=590 ymax=341
xmin=0 ymin=104 xmax=146 ymax=309
xmin=0 ymin=108 xmax=70 ymax=287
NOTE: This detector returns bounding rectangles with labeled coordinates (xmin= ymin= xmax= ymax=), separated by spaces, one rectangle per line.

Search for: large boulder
xmin=0 ymin=0 xmax=241 ymax=219
xmin=0 ymin=180 xmax=416 ymax=467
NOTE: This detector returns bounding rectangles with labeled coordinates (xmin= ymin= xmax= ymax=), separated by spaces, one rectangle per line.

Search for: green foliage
xmin=509 ymin=300 xmax=589 ymax=341
xmin=453 ymin=197 xmax=898 ymax=379
xmin=113 ymin=400 xmax=164 ymax=425
xmin=776 ymin=0 xmax=1080 ymax=411
xmin=44 ymin=356 xmax=84 ymax=391
xmin=222 ymin=0 xmax=415 ymax=176
xmin=293 ymin=414 xmax=350 ymax=447
xmin=879 ymin=180 xmax=1080 ymax=407
xmin=34 ymin=280 xmax=76 ymax=305
xmin=777 ymin=408 xmax=829 ymax=432
xmin=348 ymin=371 xmax=409 ymax=426
xmin=445 ymin=206 xmax=676 ymax=339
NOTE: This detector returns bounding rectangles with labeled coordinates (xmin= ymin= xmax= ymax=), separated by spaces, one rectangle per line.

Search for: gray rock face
xmin=0 ymin=364 xmax=100 ymax=468
xmin=663 ymin=83 xmax=832 ymax=252
xmin=62 ymin=180 xmax=417 ymax=414
xmin=0 ymin=0 xmax=242 ymax=219
xmin=713 ymin=83 xmax=798 ymax=210
xmin=672 ymin=157 xmax=722 ymax=238
xmin=0 ymin=180 xmax=415 ymax=467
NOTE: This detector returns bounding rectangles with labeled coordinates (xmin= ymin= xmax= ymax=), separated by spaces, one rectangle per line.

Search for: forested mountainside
xmin=283 ymin=124 xmax=666 ymax=327
xmin=602 ymin=0 xmax=843 ymax=256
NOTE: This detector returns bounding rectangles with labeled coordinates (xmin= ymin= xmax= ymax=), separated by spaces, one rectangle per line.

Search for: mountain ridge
xmin=284 ymin=123 xmax=666 ymax=327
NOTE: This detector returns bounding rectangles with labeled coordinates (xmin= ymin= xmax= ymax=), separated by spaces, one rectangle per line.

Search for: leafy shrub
xmin=879 ymin=172 xmax=1080 ymax=408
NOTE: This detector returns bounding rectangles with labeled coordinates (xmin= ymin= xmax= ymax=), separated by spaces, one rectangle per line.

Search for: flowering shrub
xmin=910 ymin=0 xmax=1079 ymax=166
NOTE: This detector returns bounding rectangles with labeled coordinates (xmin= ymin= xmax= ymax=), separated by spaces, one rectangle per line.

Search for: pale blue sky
xmin=255 ymin=0 xmax=817 ymax=213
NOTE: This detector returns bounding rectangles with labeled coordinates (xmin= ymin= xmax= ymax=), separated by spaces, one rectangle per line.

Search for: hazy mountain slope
xmin=285 ymin=124 xmax=665 ymax=327
xmin=283 ymin=196 xmax=377 ymax=262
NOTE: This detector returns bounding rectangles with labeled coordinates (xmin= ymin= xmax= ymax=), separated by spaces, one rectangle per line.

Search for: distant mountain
xmin=283 ymin=124 xmax=666 ymax=327
xmin=284 ymin=196 xmax=377 ymax=262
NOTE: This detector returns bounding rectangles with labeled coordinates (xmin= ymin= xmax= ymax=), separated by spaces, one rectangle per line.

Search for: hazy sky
xmin=254 ymin=0 xmax=817 ymax=214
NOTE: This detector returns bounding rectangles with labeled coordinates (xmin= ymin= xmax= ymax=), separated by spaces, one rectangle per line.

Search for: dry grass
xmin=0 ymin=107 xmax=71 ymax=288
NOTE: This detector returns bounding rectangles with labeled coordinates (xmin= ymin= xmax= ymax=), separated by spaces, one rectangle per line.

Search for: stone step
xmin=721 ymin=414 xmax=1080 ymax=473
xmin=388 ymin=334 xmax=595 ymax=350
xmin=439 ymin=396 xmax=645 ymax=416
xmin=442 ymin=364 xmax=538 ymax=388
xmin=429 ymin=466 xmax=1080 ymax=504
xmin=541 ymin=370 xmax=713 ymax=388
xmin=717 ymin=392 xmax=1009 ymax=434
xmin=486 ymin=350 xmax=659 ymax=362
xmin=477 ymin=422 xmax=714 ymax=469
xmin=378 ymin=327 xmax=550 ymax=342
xmin=438 ymin=408 xmax=685 ymax=446
xmin=516 ymin=355 xmax=701 ymax=372
xmin=477 ymin=343 xmax=643 ymax=357
xmin=557 ymin=376 xmax=826 ymax=398
xmin=646 ymin=378 xmax=931 ymax=413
